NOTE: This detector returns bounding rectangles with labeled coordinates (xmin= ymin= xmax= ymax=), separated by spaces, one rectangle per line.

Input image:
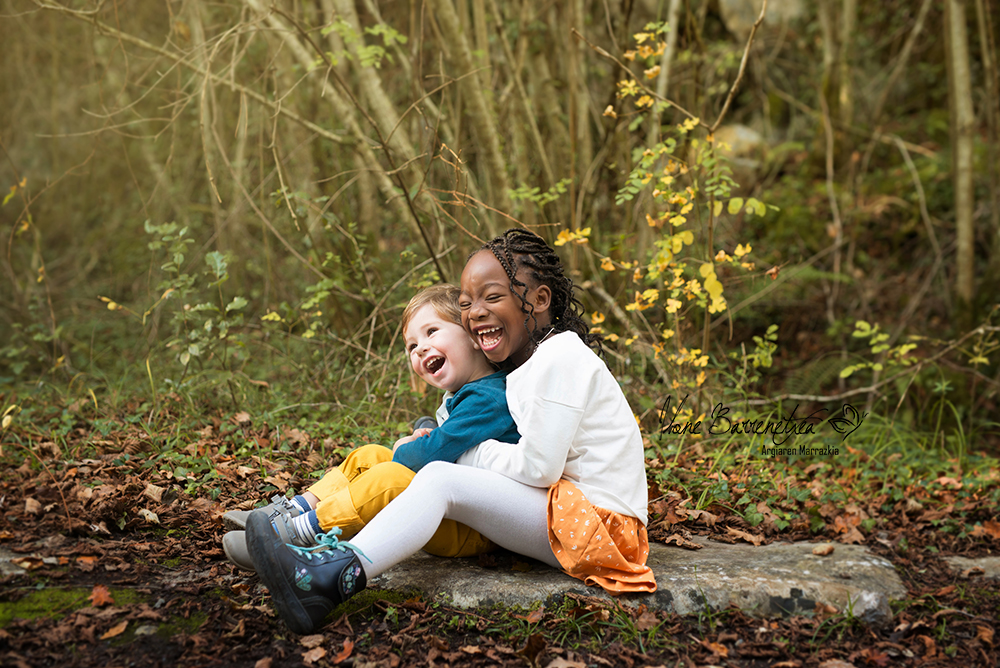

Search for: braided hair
xmin=478 ymin=228 xmax=603 ymax=357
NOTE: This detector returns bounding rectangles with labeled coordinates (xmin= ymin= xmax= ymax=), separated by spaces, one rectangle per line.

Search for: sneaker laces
xmin=289 ymin=527 xmax=371 ymax=563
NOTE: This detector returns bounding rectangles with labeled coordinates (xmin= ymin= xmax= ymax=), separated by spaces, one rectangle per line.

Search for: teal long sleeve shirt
xmin=392 ymin=371 xmax=520 ymax=471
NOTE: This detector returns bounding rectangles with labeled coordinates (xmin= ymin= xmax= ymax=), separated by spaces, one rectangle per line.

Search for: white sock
xmin=291 ymin=511 xmax=321 ymax=544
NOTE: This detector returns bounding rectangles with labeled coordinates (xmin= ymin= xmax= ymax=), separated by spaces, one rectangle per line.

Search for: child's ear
xmin=532 ymin=284 xmax=552 ymax=315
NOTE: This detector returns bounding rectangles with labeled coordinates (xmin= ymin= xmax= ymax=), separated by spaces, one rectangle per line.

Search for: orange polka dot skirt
xmin=546 ymin=480 xmax=657 ymax=593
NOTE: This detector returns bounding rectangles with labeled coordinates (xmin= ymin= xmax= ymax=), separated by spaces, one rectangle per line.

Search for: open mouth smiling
xmin=425 ymin=355 xmax=445 ymax=374
xmin=476 ymin=326 xmax=503 ymax=350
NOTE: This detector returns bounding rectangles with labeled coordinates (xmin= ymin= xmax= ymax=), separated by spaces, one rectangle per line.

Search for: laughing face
xmin=404 ymin=304 xmax=494 ymax=393
xmin=459 ymin=250 xmax=552 ymax=368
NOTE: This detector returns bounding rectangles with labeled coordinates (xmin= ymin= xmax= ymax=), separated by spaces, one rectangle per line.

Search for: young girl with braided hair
xmin=247 ymin=228 xmax=656 ymax=634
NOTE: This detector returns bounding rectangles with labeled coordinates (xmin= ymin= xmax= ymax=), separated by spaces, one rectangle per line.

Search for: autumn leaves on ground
xmin=1 ymin=401 xmax=998 ymax=667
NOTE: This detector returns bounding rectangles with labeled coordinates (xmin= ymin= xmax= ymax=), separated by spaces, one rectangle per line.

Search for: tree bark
xmin=944 ymin=0 xmax=976 ymax=308
xmin=432 ymin=0 xmax=510 ymax=230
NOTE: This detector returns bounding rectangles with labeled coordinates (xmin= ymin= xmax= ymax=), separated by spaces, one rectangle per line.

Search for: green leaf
xmin=205 ymin=251 xmax=227 ymax=280
xmin=226 ymin=296 xmax=248 ymax=312
xmin=727 ymin=197 xmax=744 ymax=215
xmin=839 ymin=365 xmax=857 ymax=379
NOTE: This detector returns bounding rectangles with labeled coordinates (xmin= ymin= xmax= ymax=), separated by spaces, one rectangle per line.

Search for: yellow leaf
xmin=727 ymin=197 xmax=744 ymax=215
xmin=680 ymin=202 xmax=693 ymax=215
xmin=600 ymin=257 xmax=615 ymax=271
xmin=734 ymin=243 xmax=751 ymax=258
xmin=665 ymin=299 xmax=682 ymax=314
xmin=603 ymin=105 xmax=617 ymax=118
xmin=696 ymin=371 xmax=706 ymax=386
xmin=632 ymin=266 xmax=643 ymax=282
xmin=669 ymin=215 xmax=686 ymax=227
xmin=554 ymin=229 xmax=574 ymax=246
xmin=605 ymin=333 xmax=620 ymax=342
xmin=261 ymin=311 xmax=283 ymax=322
xmin=634 ymin=32 xmax=651 ymax=44
xmin=625 ymin=336 xmax=638 ymax=346
xmin=646 ymin=213 xmax=657 ymax=227
xmin=636 ymin=95 xmax=654 ymax=108
xmin=107 ymin=301 xmax=119 ymax=311
xmin=715 ymin=250 xmax=729 ymax=262
xmin=623 ymin=50 xmax=637 ymax=62
xmin=699 ymin=263 xmax=715 ymax=278
xmin=591 ymin=311 xmax=606 ymax=324
xmin=644 ymin=65 xmax=661 ymax=80
xmin=662 ymin=328 xmax=675 ymax=340
xmin=1 ymin=415 xmax=11 ymax=429
xmin=713 ymin=200 xmax=723 ymax=217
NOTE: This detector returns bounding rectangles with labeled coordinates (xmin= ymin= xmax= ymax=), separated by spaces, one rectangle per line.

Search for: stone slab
xmin=944 ymin=555 xmax=1000 ymax=579
xmin=371 ymin=537 xmax=905 ymax=626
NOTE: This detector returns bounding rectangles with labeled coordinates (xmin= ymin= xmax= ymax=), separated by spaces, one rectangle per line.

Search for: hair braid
xmin=478 ymin=228 xmax=603 ymax=357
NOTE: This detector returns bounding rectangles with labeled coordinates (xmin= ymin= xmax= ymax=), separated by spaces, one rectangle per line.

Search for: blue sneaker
xmin=246 ymin=512 xmax=368 ymax=634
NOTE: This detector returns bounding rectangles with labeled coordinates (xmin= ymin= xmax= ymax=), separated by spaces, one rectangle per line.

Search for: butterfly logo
xmin=829 ymin=404 xmax=868 ymax=440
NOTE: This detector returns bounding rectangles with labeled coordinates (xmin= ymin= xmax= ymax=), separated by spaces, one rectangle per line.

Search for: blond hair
xmin=401 ymin=284 xmax=462 ymax=335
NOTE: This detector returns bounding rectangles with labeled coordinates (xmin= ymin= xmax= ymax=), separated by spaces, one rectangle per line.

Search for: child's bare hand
xmin=392 ymin=428 xmax=433 ymax=454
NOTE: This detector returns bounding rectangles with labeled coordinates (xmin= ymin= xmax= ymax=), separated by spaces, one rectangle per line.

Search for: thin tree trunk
xmin=837 ymin=0 xmax=856 ymax=135
xmin=974 ymin=0 xmax=1000 ymax=265
xmin=945 ymin=0 xmax=976 ymax=308
xmin=243 ymin=0 xmax=422 ymax=239
xmin=432 ymin=0 xmax=510 ymax=229
xmin=187 ymin=0 xmax=227 ymax=248
xmin=871 ymin=0 xmax=933 ymax=124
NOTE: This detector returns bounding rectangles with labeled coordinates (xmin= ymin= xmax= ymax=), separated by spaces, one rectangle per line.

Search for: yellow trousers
xmin=307 ymin=444 xmax=494 ymax=558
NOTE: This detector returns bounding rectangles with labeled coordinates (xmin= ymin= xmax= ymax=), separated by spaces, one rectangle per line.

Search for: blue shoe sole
xmin=246 ymin=512 xmax=321 ymax=635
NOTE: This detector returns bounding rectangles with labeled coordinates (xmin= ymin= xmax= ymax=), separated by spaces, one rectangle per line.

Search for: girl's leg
xmin=349 ymin=461 xmax=560 ymax=578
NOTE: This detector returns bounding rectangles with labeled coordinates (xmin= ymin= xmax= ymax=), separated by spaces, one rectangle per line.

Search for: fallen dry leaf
xmin=839 ymin=527 xmax=865 ymax=544
xmin=726 ymin=527 xmax=762 ymax=546
xmin=301 ymin=647 xmax=326 ymax=665
xmin=934 ymin=585 xmax=956 ymax=597
xmin=89 ymin=584 xmax=115 ymax=607
xmin=970 ymin=519 xmax=1000 ymax=540
xmin=661 ymin=533 xmax=703 ymax=550
xmin=332 ymin=639 xmax=354 ymax=664
xmin=143 ymin=483 xmax=166 ymax=503
xmin=704 ymin=640 xmax=729 ymax=657
xmin=24 ymin=498 xmax=42 ymax=515
xmin=234 ymin=411 xmax=252 ymax=426
xmin=254 ymin=659 xmax=272 ymax=668
xmin=635 ymin=610 xmax=659 ymax=631
xmin=545 ymin=658 xmax=587 ymax=668
xmin=517 ymin=633 xmax=546 ymax=667
xmin=960 ymin=567 xmax=984 ymax=579
xmin=11 ymin=556 xmax=44 ymax=571
xmin=138 ymin=508 xmax=159 ymax=524
xmin=686 ymin=508 xmax=719 ymax=526
xmin=813 ymin=544 xmax=835 ymax=556
xmin=516 ymin=607 xmax=545 ymax=623
xmin=299 ymin=634 xmax=325 ymax=649
xmin=100 ymin=620 xmax=128 ymax=640
xmin=460 ymin=646 xmax=482 ymax=654
xmin=976 ymin=625 xmax=994 ymax=645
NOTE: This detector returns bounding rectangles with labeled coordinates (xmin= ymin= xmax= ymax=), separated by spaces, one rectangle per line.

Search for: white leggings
xmin=348 ymin=461 xmax=561 ymax=578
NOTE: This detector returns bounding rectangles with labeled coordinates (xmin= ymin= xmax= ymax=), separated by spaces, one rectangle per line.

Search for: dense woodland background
xmin=1 ymin=0 xmax=998 ymax=448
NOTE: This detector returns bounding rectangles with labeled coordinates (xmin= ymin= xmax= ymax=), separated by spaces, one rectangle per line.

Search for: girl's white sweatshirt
xmin=458 ymin=331 xmax=649 ymax=524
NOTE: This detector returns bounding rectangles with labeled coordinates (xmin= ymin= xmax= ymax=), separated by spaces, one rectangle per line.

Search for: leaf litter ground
xmin=1 ymin=413 xmax=998 ymax=667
